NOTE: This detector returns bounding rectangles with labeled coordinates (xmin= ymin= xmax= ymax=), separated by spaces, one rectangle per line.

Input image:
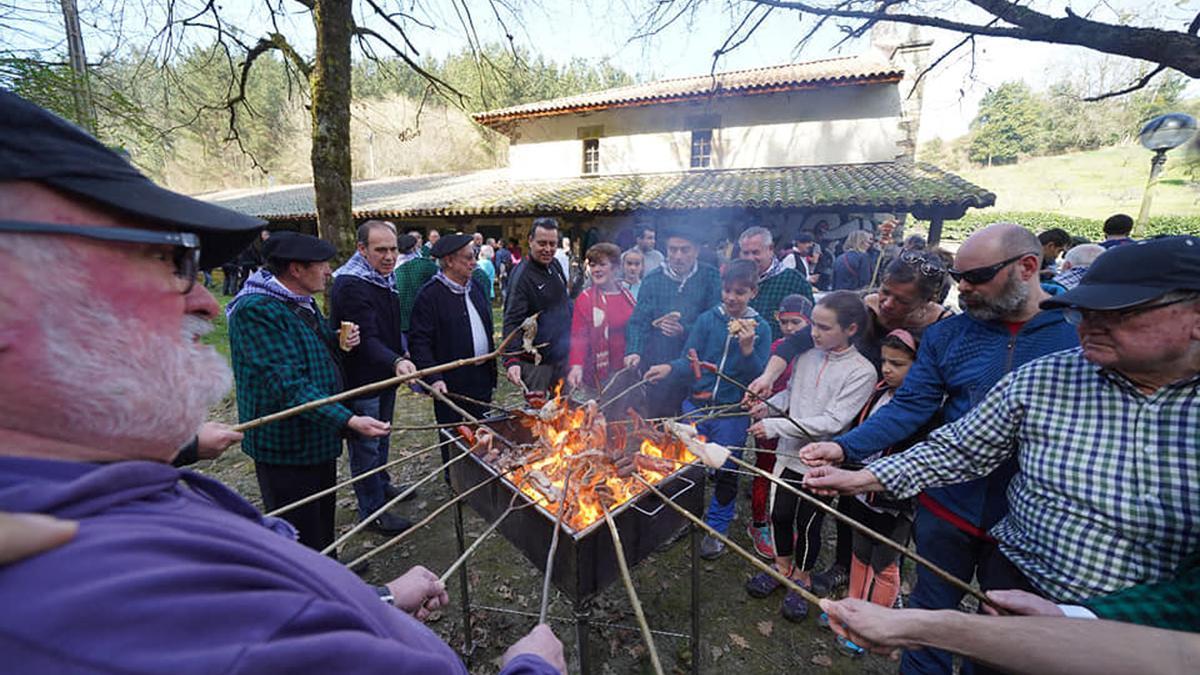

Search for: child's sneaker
xmin=781 ymin=587 xmax=810 ymax=623
xmin=836 ymin=635 xmax=865 ymax=658
xmin=745 ymin=568 xmax=785 ymax=598
xmin=817 ymin=611 xmax=831 ymax=630
xmin=810 ymin=564 xmax=848 ymax=597
xmin=746 ymin=522 xmax=775 ymax=560
xmin=699 ymin=534 xmax=726 ymax=560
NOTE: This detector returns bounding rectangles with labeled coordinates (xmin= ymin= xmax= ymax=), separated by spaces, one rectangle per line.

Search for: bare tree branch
xmin=1082 ymin=64 xmax=1166 ymax=102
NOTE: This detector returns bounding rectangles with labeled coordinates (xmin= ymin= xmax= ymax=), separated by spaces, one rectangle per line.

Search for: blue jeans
xmin=901 ymin=503 xmax=989 ymax=675
xmin=347 ymin=392 xmax=395 ymax=520
xmin=682 ymin=399 xmax=749 ymax=535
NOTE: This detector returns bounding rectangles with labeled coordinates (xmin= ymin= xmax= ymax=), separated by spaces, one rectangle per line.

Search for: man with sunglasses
xmin=798 ymin=223 xmax=1079 ymax=675
xmin=0 ymin=92 xmax=563 ymax=674
xmin=804 ymin=235 xmax=1200 ymax=667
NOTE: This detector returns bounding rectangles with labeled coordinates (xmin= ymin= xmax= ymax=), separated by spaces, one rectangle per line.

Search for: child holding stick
xmin=745 ymin=291 xmax=876 ymax=622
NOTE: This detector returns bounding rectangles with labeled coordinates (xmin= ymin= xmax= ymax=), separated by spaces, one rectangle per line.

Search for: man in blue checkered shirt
xmin=806 ymin=236 xmax=1200 ymax=616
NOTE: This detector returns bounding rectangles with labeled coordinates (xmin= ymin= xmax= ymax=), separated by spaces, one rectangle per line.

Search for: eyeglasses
xmin=1063 ymin=295 xmax=1198 ymax=327
xmin=948 ymin=252 xmax=1035 ymax=285
xmin=899 ymin=250 xmax=946 ymax=278
xmin=0 ymin=219 xmax=201 ymax=294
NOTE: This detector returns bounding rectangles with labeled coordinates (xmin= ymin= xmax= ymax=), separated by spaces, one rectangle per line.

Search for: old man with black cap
xmin=409 ymin=233 xmax=496 ymax=437
xmin=623 ymin=224 xmax=721 ymax=418
xmin=805 ymin=236 xmax=1200 ymax=658
xmin=227 ymin=229 xmax=392 ymax=551
xmin=0 ymin=91 xmax=564 ymax=674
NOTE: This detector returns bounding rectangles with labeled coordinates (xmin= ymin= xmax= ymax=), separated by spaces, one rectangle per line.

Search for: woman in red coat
xmin=567 ymin=243 xmax=636 ymax=393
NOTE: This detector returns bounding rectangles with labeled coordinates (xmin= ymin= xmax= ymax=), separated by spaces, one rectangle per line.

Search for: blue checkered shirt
xmin=870 ymin=348 xmax=1200 ymax=602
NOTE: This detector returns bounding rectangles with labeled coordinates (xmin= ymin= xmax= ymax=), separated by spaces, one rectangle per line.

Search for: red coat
xmin=568 ymin=285 xmax=636 ymax=387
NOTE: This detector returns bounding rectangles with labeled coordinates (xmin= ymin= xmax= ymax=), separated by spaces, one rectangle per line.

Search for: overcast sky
xmin=11 ymin=0 xmax=1199 ymax=142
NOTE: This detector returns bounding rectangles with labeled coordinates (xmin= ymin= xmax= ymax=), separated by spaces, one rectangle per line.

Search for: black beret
xmin=659 ymin=225 xmax=704 ymax=244
xmin=263 ymin=231 xmax=336 ymax=262
xmin=430 ymin=233 xmax=474 ymax=258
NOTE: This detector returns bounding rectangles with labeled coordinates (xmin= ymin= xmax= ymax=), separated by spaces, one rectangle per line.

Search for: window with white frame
xmin=582 ymin=138 xmax=600 ymax=175
xmin=690 ymin=129 xmax=713 ymax=168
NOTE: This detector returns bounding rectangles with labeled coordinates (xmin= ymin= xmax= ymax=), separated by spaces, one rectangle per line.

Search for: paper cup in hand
xmin=338 ymin=321 xmax=355 ymax=351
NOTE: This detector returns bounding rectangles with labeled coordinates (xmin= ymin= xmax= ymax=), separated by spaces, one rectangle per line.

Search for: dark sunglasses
xmin=1063 ymin=295 xmax=1198 ymax=327
xmin=948 ymin=252 xmax=1035 ymax=285
xmin=0 ymin=220 xmax=201 ymax=294
xmin=899 ymin=250 xmax=946 ymax=278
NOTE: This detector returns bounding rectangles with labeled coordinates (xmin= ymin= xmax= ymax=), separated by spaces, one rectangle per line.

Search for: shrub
xmin=913 ymin=212 xmax=1200 ymax=242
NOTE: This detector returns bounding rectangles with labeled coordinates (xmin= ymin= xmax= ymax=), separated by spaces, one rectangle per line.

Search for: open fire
xmin=460 ymin=390 xmax=697 ymax=532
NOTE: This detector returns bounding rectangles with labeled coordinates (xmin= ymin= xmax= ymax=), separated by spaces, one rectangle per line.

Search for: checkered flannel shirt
xmin=396 ymin=256 xmax=491 ymax=333
xmin=1084 ymin=554 xmax=1200 ymax=631
xmin=228 ymin=294 xmax=353 ymax=465
xmin=751 ymin=267 xmax=814 ymax=341
xmin=870 ymin=348 xmax=1200 ymax=603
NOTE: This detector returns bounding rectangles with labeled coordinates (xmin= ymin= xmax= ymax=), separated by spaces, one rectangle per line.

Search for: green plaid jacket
xmin=396 ymin=256 xmax=492 ymax=333
xmin=229 ymin=294 xmax=353 ymax=465
xmin=751 ymin=267 xmax=814 ymax=341
xmin=1084 ymin=554 xmax=1200 ymax=631
xmin=871 ymin=349 xmax=1199 ymax=603
xmin=625 ymin=264 xmax=722 ymax=365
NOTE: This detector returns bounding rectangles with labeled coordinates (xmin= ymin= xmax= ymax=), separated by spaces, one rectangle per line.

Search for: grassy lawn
xmin=954 ymin=144 xmax=1198 ymax=220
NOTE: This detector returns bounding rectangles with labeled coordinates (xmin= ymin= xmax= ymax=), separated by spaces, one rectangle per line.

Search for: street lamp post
xmin=1135 ymin=113 xmax=1197 ymax=233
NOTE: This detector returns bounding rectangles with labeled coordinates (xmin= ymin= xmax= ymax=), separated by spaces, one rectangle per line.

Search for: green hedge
xmin=913 ymin=212 xmax=1200 ymax=242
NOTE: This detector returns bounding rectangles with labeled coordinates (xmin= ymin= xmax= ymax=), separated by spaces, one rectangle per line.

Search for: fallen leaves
xmin=811 ymin=654 xmax=833 ymax=667
xmin=728 ymin=632 xmax=749 ymax=650
xmin=756 ymin=620 xmax=774 ymax=637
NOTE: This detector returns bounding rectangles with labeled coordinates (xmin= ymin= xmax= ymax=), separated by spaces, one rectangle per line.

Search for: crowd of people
xmin=2 ymin=91 xmax=1197 ymax=675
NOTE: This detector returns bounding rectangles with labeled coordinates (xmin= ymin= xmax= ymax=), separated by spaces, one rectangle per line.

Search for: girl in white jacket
xmin=746 ymin=291 xmax=877 ymax=623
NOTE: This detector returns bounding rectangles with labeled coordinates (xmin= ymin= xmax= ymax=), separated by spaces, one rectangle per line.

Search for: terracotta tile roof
xmin=204 ymin=163 xmax=995 ymax=222
xmin=472 ymin=55 xmax=903 ymax=128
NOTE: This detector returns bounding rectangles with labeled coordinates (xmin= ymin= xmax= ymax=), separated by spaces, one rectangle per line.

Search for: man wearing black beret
xmin=227 ymin=229 xmax=392 ymax=551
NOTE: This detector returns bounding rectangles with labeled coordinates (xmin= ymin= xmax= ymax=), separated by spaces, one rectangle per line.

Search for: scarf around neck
xmin=226 ymin=269 xmax=317 ymax=318
xmin=760 ymin=257 xmax=784 ymax=282
xmin=332 ymin=251 xmax=396 ymax=291
xmin=661 ymin=260 xmax=698 ymax=291
xmin=434 ymin=269 xmax=470 ymax=295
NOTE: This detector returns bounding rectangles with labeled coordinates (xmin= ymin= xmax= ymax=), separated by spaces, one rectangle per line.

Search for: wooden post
xmin=928 ymin=216 xmax=945 ymax=246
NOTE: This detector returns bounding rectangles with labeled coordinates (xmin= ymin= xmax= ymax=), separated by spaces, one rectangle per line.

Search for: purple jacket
xmin=0 ymin=456 xmax=557 ymax=675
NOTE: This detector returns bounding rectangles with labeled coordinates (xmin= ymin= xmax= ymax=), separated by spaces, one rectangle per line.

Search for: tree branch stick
xmin=602 ymin=501 xmax=665 ymax=675
xmin=539 ymin=470 xmax=572 ymax=624
xmin=439 ymin=492 xmax=521 ymax=585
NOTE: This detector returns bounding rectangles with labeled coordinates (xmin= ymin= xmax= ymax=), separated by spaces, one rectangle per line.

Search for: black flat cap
xmin=1041 ymin=235 xmax=1200 ymax=311
xmin=397 ymin=233 xmax=418 ymax=253
xmin=430 ymin=233 xmax=473 ymax=258
xmin=263 ymin=231 xmax=336 ymax=262
xmin=660 ymin=224 xmax=704 ymax=244
xmin=0 ymin=90 xmax=265 ymax=268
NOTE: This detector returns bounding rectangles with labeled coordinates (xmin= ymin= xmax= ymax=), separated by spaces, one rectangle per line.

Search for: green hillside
xmin=953 ymin=144 xmax=1197 ymax=220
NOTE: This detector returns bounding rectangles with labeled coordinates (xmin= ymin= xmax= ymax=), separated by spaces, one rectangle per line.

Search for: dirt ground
xmin=198 ymin=374 xmax=905 ymax=674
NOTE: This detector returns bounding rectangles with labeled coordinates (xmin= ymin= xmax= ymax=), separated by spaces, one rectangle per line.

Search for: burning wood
xmin=464 ymin=388 xmax=698 ymax=532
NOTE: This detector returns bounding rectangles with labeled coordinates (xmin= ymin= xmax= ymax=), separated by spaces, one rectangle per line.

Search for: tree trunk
xmin=309 ymin=0 xmax=354 ymax=255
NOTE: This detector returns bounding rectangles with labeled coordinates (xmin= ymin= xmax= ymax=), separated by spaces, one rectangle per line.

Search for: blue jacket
xmin=329 ymin=275 xmax=404 ymax=393
xmin=837 ymin=308 xmax=1079 ymax=530
xmin=667 ymin=305 xmax=772 ymax=406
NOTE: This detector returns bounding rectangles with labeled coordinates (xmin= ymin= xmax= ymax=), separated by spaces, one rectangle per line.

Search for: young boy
xmin=747 ymin=294 xmax=813 ymax=560
xmin=646 ymin=259 xmax=772 ymax=559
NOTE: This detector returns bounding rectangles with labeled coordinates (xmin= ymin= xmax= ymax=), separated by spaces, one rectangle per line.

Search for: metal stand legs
xmin=453 ymin=500 xmax=475 ymax=661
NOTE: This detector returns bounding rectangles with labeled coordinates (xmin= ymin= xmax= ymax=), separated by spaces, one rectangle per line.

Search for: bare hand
xmin=658 ymin=318 xmax=684 ymax=338
xmin=506 ymin=364 xmax=523 ymax=387
xmin=623 ymin=354 xmax=641 ymax=369
xmin=983 ymin=589 xmax=1064 ymax=617
xmin=566 ymin=366 xmax=583 ymax=390
xmin=385 ymin=565 xmax=450 ymax=621
xmin=747 ymin=401 xmax=768 ymax=419
xmin=799 ymin=441 xmax=844 ymax=467
xmin=344 ymin=323 xmax=361 ymax=349
xmin=195 ymin=422 xmax=243 ymax=460
xmin=0 ymin=512 xmax=77 ymax=565
xmin=394 ymin=358 xmax=417 ymax=377
xmin=737 ymin=329 xmax=756 ymax=355
xmin=431 ymin=380 xmax=448 ymax=395
xmin=644 ymin=364 xmax=672 ymax=383
xmin=819 ymin=598 xmax=915 ymax=658
xmin=502 ymin=624 xmax=567 ymax=673
xmin=748 ymin=420 xmax=767 ymax=440
xmin=802 ymin=466 xmax=883 ymax=496
xmin=347 ymin=415 xmax=390 ymax=438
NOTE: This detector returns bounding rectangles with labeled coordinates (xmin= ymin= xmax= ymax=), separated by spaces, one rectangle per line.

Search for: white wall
xmin=506 ymin=83 xmax=905 ymax=179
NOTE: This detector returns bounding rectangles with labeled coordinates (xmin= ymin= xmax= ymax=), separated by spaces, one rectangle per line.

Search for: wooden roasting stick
xmin=231 ymin=314 xmax=537 ymax=433
xmin=600 ymin=499 xmax=665 ymax=675
xmin=538 ymin=470 xmax=573 ymax=624
xmin=439 ymin=491 xmax=523 ymax=585
xmin=415 ymin=380 xmax=517 ymax=450
xmin=687 ymin=352 xmax=812 ymax=439
xmin=267 ymin=436 xmax=459 ymax=517
xmin=633 ymin=475 xmax=823 ymax=608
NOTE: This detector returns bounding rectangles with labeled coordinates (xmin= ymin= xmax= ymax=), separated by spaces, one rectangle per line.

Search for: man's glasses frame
xmin=948 ymin=252 xmax=1036 ymax=285
xmin=1063 ymin=295 xmax=1198 ymax=327
xmin=0 ymin=220 xmax=201 ymax=294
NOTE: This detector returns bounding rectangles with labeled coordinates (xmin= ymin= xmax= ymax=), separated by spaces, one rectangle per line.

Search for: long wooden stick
xmin=346 ymin=469 xmax=513 ymax=569
xmin=601 ymin=501 xmax=665 ymax=675
xmin=688 ymin=353 xmax=811 ymax=439
xmin=721 ymin=453 xmax=1003 ymax=613
xmin=439 ymin=492 xmax=522 ymax=585
xmin=415 ymin=379 xmax=516 ymax=450
xmin=232 ymin=315 xmax=533 ymax=432
xmin=539 ymin=470 xmax=573 ymax=624
xmin=634 ymin=475 xmax=823 ymax=607
xmin=266 ymin=436 xmax=459 ymax=517
xmin=322 ymin=450 xmax=473 ymax=555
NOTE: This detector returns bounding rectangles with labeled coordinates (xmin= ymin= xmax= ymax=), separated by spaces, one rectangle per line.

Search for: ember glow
xmin=501 ymin=392 xmax=696 ymax=532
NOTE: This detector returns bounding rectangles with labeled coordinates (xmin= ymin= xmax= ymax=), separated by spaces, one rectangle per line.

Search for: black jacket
xmin=329 ymin=275 xmax=404 ymax=392
xmin=409 ymin=276 xmax=497 ymax=398
xmin=502 ymin=258 xmax=572 ymax=368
